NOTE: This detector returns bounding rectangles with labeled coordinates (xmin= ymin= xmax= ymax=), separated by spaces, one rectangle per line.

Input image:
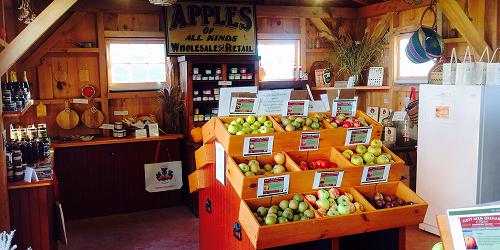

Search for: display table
xmin=191 ymin=114 xmax=428 ymax=249
xmin=437 ymin=215 xmax=454 ymax=250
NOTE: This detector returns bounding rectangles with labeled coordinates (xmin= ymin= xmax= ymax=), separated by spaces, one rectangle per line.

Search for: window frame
xmin=257 ymin=39 xmax=301 ymax=81
xmin=394 ymin=34 xmax=434 ymax=84
xmin=105 ymin=38 xmax=168 ymax=92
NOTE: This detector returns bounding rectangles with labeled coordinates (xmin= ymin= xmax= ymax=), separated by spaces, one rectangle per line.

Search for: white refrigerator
xmin=417 ymin=84 xmax=500 ymax=235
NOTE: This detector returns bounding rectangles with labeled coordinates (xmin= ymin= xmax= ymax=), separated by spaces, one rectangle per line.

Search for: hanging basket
xmin=406 ymin=100 xmax=419 ymax=124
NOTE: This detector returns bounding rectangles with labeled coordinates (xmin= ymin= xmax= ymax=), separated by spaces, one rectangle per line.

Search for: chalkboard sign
xmin=165 ymin=3 xmax=257 ymax=55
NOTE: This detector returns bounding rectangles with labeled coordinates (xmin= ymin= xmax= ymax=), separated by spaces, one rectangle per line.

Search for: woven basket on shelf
xmin=406 ymin=100 xmax=419 ymax=124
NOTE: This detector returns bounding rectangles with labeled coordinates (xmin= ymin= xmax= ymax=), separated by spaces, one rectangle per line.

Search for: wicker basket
xmin=406 ymin=100 xmax=419 ymax=124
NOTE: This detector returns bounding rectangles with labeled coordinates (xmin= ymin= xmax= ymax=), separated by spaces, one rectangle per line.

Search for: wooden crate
xmin=195 ymin=143 xmax=215 ymax=170
xmin=330 ymin=145 xmax=405 ymax=183
xmin=226 ymin=152 xmax=300 ymax=198
xmin=355 ymin=181 xmax=428 ymax=230
xmin=301 ymin=187 xmax=375 ymax=218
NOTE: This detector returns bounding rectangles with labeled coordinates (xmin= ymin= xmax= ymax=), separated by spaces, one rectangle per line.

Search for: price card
xmin=283 ymin=100 xmax=309 ymax=117
xmin=257 ymin=175 xmax=290 ymax=198
xmin=218 ymin=81 xmax=232 ymax=86
xmin=72 ymin=98 xmax=89 ymax=104
xmin=379 ymin=108 xmax=391 ymax=123
xmin=392 ymin=111 xmax=407 ymax=121
xmin=345 ymin=127 xmax=372 ymax=145
xmin=332 ymin=99 xmax=357 ymax=116
xmin=230 ymin=97 xmax=260 ymax=115
xmin=312 ymin=170 xmax=344 ymax=189
xmin=99 ymin=124 xmax=114 ymax=130
xmin=299 ymin=132 xmax=320 ymax=151
xmin=360 ymin=164 xmax=391 ymax=184
xmin=114 ymin=110 xmax=129 ymax=116
xmin=243 ymin=136 xmax=274 ymax=156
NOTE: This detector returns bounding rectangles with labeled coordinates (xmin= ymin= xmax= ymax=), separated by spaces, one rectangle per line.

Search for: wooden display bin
xmin=301 ymin=187 xmax=375 ymax=218
xmin=227 ymin=152 xmax=300 ymax=198
xmin=354 ymin=181 xmax=428 ymax=231
xmin=330 ymin=144 xmax=405 ymax=183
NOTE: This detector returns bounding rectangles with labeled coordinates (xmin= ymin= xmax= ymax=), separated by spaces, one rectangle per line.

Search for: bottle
xmin=22 ymin=71 xmax=30 ymax=101
xmin=293 ymin=64 xmax=297 ymax=80
xmin=298 ymin=65 xmax=303 ymax=80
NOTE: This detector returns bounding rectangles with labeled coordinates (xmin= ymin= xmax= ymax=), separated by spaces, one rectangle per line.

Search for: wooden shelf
xmin=3 ymin=100 xmax=34 ymax=118
xmin=8 ymin=179 xmax=53 ymax=190
xmin=311 ymin=86 xmax=391 ymax=91
xmin=193 ymin=100 xmax=218 ymax=104
xmin=34 ymin=98 xmax=102 ymax=105
xmin=107 ymin=91 xmax=158 ymax=99
xmin=48 ymin=47 xmax=99 ymax=53
xmin=51 ymin=134 xmax=183 ymax=148
xmin=193 ymin=80 xmax=220 ymax=84
xmin=305 ymin=48 xmax=332 ymax=53
xmin=444 ymin=37 xmax=467 ymax=44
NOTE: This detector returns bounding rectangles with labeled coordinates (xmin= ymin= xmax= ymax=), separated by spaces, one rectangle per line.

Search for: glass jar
xmin=396 ymin=113 xmax=417 ymax=147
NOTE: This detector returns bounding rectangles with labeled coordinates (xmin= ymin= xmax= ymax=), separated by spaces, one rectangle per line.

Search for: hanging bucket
xmin=405 ymin=6 xmax=444 ymax=63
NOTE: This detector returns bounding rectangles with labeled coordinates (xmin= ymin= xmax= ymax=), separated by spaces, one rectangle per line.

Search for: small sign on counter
xmin=299 ymin=132 xmax=320 ymax=151
xmin=360 ymin=164 xmax=390 ymax=184
xmin=283 ymin=100 xmax=309 ymax=117
xmin=332 ymin=98 xmax=357 ymax=116
xmin=72 ymin=98 xmax=89 ymax=104
xmin=312 ymin=170 xmax=344 ymax=189
xmin=243 ymin=136 xmax=274 ymax=156
xmin=257 ymin=175 xmax=290 ymax=198
xmin=230 ymin=97 xmax=259 ymax=115
xmin=135 ymin=129 xmax=147 ymax=138
xmin=99 ymin=124 xmax=114 ymax=130
xmin=114 ymin=110 xmax=129 ymax=116
xmin=148 ymin=123 xmax=159 ymax=137
xmin=345 ymin=127 xmax=372 ymax=145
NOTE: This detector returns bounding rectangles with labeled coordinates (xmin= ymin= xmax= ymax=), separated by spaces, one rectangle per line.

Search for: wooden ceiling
xmin=216 ymin=0 xmax=386 ymax=7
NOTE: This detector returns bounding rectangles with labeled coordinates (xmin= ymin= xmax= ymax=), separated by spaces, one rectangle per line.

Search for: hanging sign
xmin=312 ymin=170 xmax=344 ymax=189
xmin=243 ymin=136 xmax=274 ymax=156
xmin=360 ymin=164 xmax=391 ymax=184
xmin=257 ymin=175 xmax=290 ymax=198
xmin=345 ymin=127 xmax=372 ymax=145
xmin=165 ymin=3 xmax=257 ymax=55
xmin=332 ymin=98 xmax=358 ymax=116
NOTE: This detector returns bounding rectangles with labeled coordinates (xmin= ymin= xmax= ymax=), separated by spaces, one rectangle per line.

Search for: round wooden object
xmin=81 ymin=106 xmax=105 ymax=129
xmin=56 ymin=101 xmax=79 ymax=130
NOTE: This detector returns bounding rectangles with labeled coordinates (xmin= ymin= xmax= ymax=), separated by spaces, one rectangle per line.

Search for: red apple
xmin=309 ymin=161 xmax=318 ymax=170
xmin=464 ymin=236 xmax=477 ymax=249
xmin=305 ymin=194 xmax=317 ymax=204
xmin=353 ymin=120 xmax=362 ymax=127
xmin=299 ymin=161 xmax=309 ymax=171
xmin=342 ymin=121 xmax=353 ymax=128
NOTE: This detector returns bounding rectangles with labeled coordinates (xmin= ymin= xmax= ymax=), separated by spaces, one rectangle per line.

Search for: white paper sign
xmin=24 ymin=167 xmax=38 ymax=183
xmin=299 ymin=132 xmax=320 ymax=151
xmin=309 ymin=100 xmax=327 ymax=112
xmin=148 ymin=123 xmax=159 ymax=137
xmin=135 ymin=129 xmax=147 ymax=138
xmin=243 ymin=136 xmax=274 ymax=156
xmin=257 ymin=175 xmax=290 ymax=198
xmin=379 ymin=108 xmax=391 ymax=122
xmin=229 ymin=97 xmax=260 ymax=115
xmin=256 ymin=89 xmax=292 ymax=115
xmin=345 ymin=127 xmax=372 ymax=145
xmin=144 ymin=161 xmax=183 ymax=192
xmin=312 ymin=170 xmax=344 ymax=189
xmin=360 ymin=164 xmax=391 ymax=184
xmin=320 ymin=94 xmax=330 ymax=111
xmin=215 ymin=141 xmax=226 ymax=185
xmin=114 ymin=110 xmax=129 ymax=116
xmin=72 ymin=98 xmax=89 ymax=104
xmin=283 ymin=100 xmax=309 ymax=117
xmin=218 ymin=81 xmax=232 ymax=86
xmin=392 ymin=111 xmax=407 ymax=121
xmin=332 ymin=98 xmax=358 ymax=116
xmin=99 ymin=124 xmax=114 ymax=130
xmin=366 ymin=106 xmax=379 ymax=121
xmin=218 ymin=87 xmax=258 ymax=116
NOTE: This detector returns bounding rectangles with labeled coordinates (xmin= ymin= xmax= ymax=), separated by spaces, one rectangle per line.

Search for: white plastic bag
xmin=144 ymin=161 xmax=183 ymax=192
xmin=442 ymin=48 xmax=457 ymax=85
xmin=486 ymin=48 xmax=500 ymax=85
xmin=455 ymin=46 xmax=474 ymax=85
xmin=473 ymin=47 xmax=490 ymax=85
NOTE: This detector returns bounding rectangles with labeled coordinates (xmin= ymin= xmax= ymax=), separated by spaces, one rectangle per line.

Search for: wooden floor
xmin=59 ymin=205 xmax=440 ymax=250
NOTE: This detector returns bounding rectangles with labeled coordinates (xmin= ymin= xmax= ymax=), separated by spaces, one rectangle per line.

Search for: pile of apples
xmin=277 ymin=113 xmax=328 ymax=131
xmin=328 ymin=114 xmax=369 ymax=128
xmin=224 ymin=115 xmax=275 ymax=135
xmin=238 ymin=153 xmax=287 ymax=176
xmin=341 ymin=139 xmax=395 ymax=166
xmin=305 ymin=188 xmax=364 ymax=217
xmin=370 ymin=192 xmax=415 ymax=209
xmin=298 ymin=159 xmax=337 ymax=171
xmin=253 ymin=194 xmax=316 ymax=225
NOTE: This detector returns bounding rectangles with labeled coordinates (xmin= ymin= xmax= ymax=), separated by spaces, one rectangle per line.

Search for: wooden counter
xmin=51 ymin=134 xmax=183 ymax=148
xmin=7 ymin=179 xmax=53 ymax=190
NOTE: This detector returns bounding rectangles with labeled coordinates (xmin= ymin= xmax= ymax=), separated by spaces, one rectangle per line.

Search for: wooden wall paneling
xmin=103 ymin=13 xmax=160 ymax=31
xmin=97 ymin=12 xmax=110 ymax=136
xmin=300 ymin=18 xmax=307 ymax=68
xmin=53 ymin=12 xmax=97 ymax=48
xmin=256 ymin=17 xmax=300 ymax=34
xmin=50 ymin=56 xmax=79 ymax=98
xmin=256 ymin=6 xmax=356 ymax=19
xmin=109 ymin=98 xmax=162 ymax=123
xmin=76 ymin=56 xmax=100 ymax=96
xmin=358 ymin=0 xmax=431 ymax=18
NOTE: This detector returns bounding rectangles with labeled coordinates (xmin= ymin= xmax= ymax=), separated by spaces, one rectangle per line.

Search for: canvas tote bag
xmin=473 ymin=47 xmax=490 ymax=85
xmin=486 ymin=48 xmax=500 ymax=85
xmin=442 ymin=48 xmax=458 ymax=85
xmin=455 ymin=46 xmax=474 ymax=85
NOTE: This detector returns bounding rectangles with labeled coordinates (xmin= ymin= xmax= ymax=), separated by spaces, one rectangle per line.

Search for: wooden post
xmin=0 ymin=103 xmax=8 ymax=231
xmin=97 ymin=12 xmax=110 ymax=137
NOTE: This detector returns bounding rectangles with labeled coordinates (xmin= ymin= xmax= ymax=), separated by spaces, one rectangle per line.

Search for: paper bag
xmin=145 ymin=161 xmax=183 ymax=192
xmin=473 ymin=47 xmax=490 ymax=85
xmin=486 ymin=48 xmax=500 ymax=85
xmin=442 ymin=48 xmax=457 ymax=85
xmin=455 ymin=47 xmax=474 ymax=85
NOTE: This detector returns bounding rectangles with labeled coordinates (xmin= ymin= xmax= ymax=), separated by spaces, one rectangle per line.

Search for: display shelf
xmin=51 ymin=134 xmax=183 ymax=148
xmin=7 ymin=179 xmax=53 ymax=190
xmin=311 ymin=86 xmax=391 ymax=91
xmin=193 ymin=100 xmax=218 ymax=104
xmin=34 ymin=98 xmax=102 ymax=105
xmin=48 ymin=47 xmax=99 ymax=53
xmin=2 ymin=100 xmax=34 ymax=118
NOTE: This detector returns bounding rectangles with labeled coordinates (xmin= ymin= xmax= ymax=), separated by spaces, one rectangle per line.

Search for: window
xmin=258 ymin=40 xmax=300 ymax=81
xmin=395 ymin=35 xmax=435 ymax=84
xmin=106 ymin=39 xmax=167 ymax=91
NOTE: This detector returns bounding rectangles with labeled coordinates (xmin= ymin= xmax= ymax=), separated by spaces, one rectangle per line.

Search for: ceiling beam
xmin=0 ymin=0 xmax=77 ymax=76
xmin=438 ymin=0 xmax=492 ymax=55
xmin=257 ymin=5 xmax=358 ymax=19
xmin=358 ymin=0 xmax=431 ymax=18
xmin=309 ymin=18 xmax=337 ymax=43
xmin=352 ymin=0 xmax=369 ymax=6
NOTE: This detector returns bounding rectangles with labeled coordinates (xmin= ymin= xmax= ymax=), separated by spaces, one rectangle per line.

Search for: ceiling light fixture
xmin=148 ymin=0 xmax=177 ymax=6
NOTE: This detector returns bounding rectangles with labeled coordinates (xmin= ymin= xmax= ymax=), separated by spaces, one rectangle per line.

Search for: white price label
xmin=344 ymin=127 xmax=372 ymax=145
xmin=360 ymin=164 xmax=391 ymax=185
xmin=114 ymin=110 xmax=129 ymax=116
xmin=72 ymin=98 xmax=89 ymax=104
xmin=257 ymin=175 xmax=290 ymax=198
xmin=312 ymin=170 xmax=344 ymax=189
xmin=243 ymin=136 xmax=274 ymax=157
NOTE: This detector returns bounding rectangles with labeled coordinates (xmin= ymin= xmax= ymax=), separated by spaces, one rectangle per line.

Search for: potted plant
xmin=158 ymin=82 xmax=184 ymax=134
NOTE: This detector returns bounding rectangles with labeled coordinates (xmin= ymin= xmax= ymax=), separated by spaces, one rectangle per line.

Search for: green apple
xmin=251 ymin=130 xmax=259 ymax=134
xmin=281 ymin=118 xmax=290 ymax=126
xmin=288 ymin=115 xmax=296 ymax=121
xmin=316 ymin=198 xmax=330 ymax=210
xmin=236 ymin=131 xmax=246 ymax=135
xmin=367 ymin=145 xmax=382 ymax=156
xmin=370 ymin=139 xmax=383 ymax=147
xmin=381 ymin=153 xmax=392 ymax=160
xmin=337 ymin=203 xmax=351 ymax=215
xmin=250 ymin=124 xmax=260 ymax=131
xmin=277 ymin=217 xmax=288 ymax=224
xmin=317 ymin=189 xmax=330 ymax=199
xmin=342 ymin=151 xmax=352 ymax=159
xmin=337 ymin=195 xmax=350 ymax=206
xmin=236 ymin=117 xmax=245 ymax=125
xmin=300 ymin=216 xmax=309 ymax=221
xmin=285 ymin=124 xmax=295 ymax=131
xmin=257 ymin=115 xmax=267 ymax=124
xmin=259 ymin=126 xmax=270 ymax=134
xmin=257 ymin=206 xmax=268 ymax=217
xmin=355 ymin=145 xmax=367 ymax=154
xmin=311 ymin=122 xmax=320 ymax=129
xmin=268 ymin=206 xmax=278 ymax=215
xmin=327 ymin=209 xmax=338 ymax=216
xmin=263 ymin=120 xmax=273 ymax=128
xmin=264 ymin=215 xmax=277 ymax=225
xmin=246 ymin=115 xmax=256 ymax=124
xmin=250 ymin=164 xmax=261 ymax=173
xmin=273 ymin=165 xmax=285 ymax=174
xmin=304 ymin=209 xmax=315 ymax=219
xmin=305 ymin=118 xmax=313 ymax=126
xmin=293 ymin=215 xmax=300 ymax=221
xmin=363 ymin=152 xmax=375 ymax=163
xmin=252 ymin=121 xmax=261 ymax=127
xmin=248 ymin=160 xmax=260 ymax=166
xmin=263 ymin=164 xmax=273 ymax=171
xmin=279 ymin=200 xmax=289 ymax=210
xmin=242 ymin=127 xmax=252 ymax=134
xmin=350 ymin=155 xmax=364 ymax=166
xmin=245 ymin=171 xmax=255 ymax=176
xmin=295 ymin=117 xmax=305 ymax=125
xmin=298 ymin=202 xmax=308 ymax=212
xmin=293 ymin=194 xmax=304 ymax=202
xmin=376 ymin=154 xmax=390 ymax=164
xmin=432 ymin=242 xmax=444 ymax=250
xmin=288 ymin=200 xmax=299 ymax=210
xmin=239 ymin=163 xmax=250 ymax=173
xmin=242 ymin=122 xmax=251 ymax=128
xmin=291 ymin=120 xmax=301 ymax=129
xmin=228 ymin=124 xmax=239 ymax=135
xmin=282 ymin=208 xmax=293 ymax=220
xmin=230 ymin=120 xmax=239 ymax=126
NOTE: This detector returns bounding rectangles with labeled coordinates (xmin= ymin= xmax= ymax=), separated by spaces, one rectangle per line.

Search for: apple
xmin=374 ymin=200 xmax=385 ymax=209
xmin=250 ymin=124 xmax=260 ymax=131
xmin=356 ymin=145 xmax=367 ymax=154
xmin=285 ymin=124 xmax=295 ymax=131
xmin=376 ymin=154 xmax=390 ymax=164
xmin=306 ymin=118 xmax=313 ymax=125
xmin=367 ymin=145 xmax=382 ymax=156
xmin=251 ymin=130 xmax=259 ymax=134
xmin=349 ymin=203 xmax=356 ymax=213
xmin=242 ymin=122 xmax=251 ymax=128
xmin=274 ymin=153 xmax=286 ymax=165
xmin=248 ymin=160 xmax=260 ymax=166
xmin=235 ymin=117 xmax=244 ymax=125
xmin=228 ymin=124 xmax=239 ymax=135
xmin=289 ymin=200 xmax=299 ymax=210
xmin=342 ymin=121 xmax=353 ymax=128
xmin=337 ymin=195 xmax=351 ymax=206
xmin=281 ymin=118 xmax=290 ymax=126
xmin=354 ymin=202 xmax=364 ymax=212
xmin=363 ymin=152 xmax=375 ymax=163
xmin=370 ymin=139 xmax=382 ymax=147
xmin=279 ymin=200 xmax=289 ymax=210
xmin=337 ymin=114 xmax=346 ymax=120
xmin=328 ymin=198 xmax=338 ymax=209
xmin=291 ymin=121 xmax=301 ymax=129
xmin=268 ymin=206 xmax=278 ymax=215
xmin=385 ymin=202 xmax=395 ymax=208
xmin=311 ymin=122 xmax=320 ymax=129
xmin=230 ymin=120 xmax=239 ymax=126
xmin=330 ymin=122 xmax=338 ymax=128
xmin=257 ymin=115 xmax=267 ymax=124
xmin=246 ymin=115 xmax=256 ymax=123
xmin=239 ymin=163 xmax=250 ymax=173
xmin=259 ymin=126 xmax=270 ymax=134
xmin=245 ymin=172 xmax=255 ymax=176
xmin=265 ymin=215 xmax=277 ymax=225
xmin=305 ymin=194 xmax=317 ymax=204
xmin=350 ymin=155 xmax=364 ymax=166
xmin=304 ymin=209 xmax=315 ymax=219
xmin=263 ymin=120 xmax=273 ymax=128
xmin=344 ymin=192 xmax=354 ymax=202
xmin=250 ymin=164 xmax=261 ymax=173
xmin=293 ymin=194 xmax=304 ymax=202
xmin=302 ymin=125 xmax=312 ymax=131
xmin=277 ymin=217 xmax=288 ymax=224
xmin=328 ymin=188 xmax=340 ymax=199
xmin=337 ymin=203 xmax=351 ymax=215
xmin=298 ymin=202 xmax=308 ymax=212
xmin=432 ymin=242 xmax=444 ymax=250
xmin=236 ymin=131 xmax=246 ymax=135
xmin=242 ymin=127 xmax=252 ymax=134
xmin=273 ymin=165 xmax=285 ymax=174
xmin=263 ymin=164 xmax=273 ymax=171
xmin=257 ymin=206 xmax=268 ymax=217
xmin=317 ymin=189 xmax=330 ymax=199
xmin=381 ymin=153 xmax=392 ymax=160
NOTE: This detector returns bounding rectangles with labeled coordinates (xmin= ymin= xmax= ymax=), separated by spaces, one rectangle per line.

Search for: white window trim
xmin=394 ymin=34 xmax=434 ymax=84
xmin=105 ymin=38 xmax=167 ymax=92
